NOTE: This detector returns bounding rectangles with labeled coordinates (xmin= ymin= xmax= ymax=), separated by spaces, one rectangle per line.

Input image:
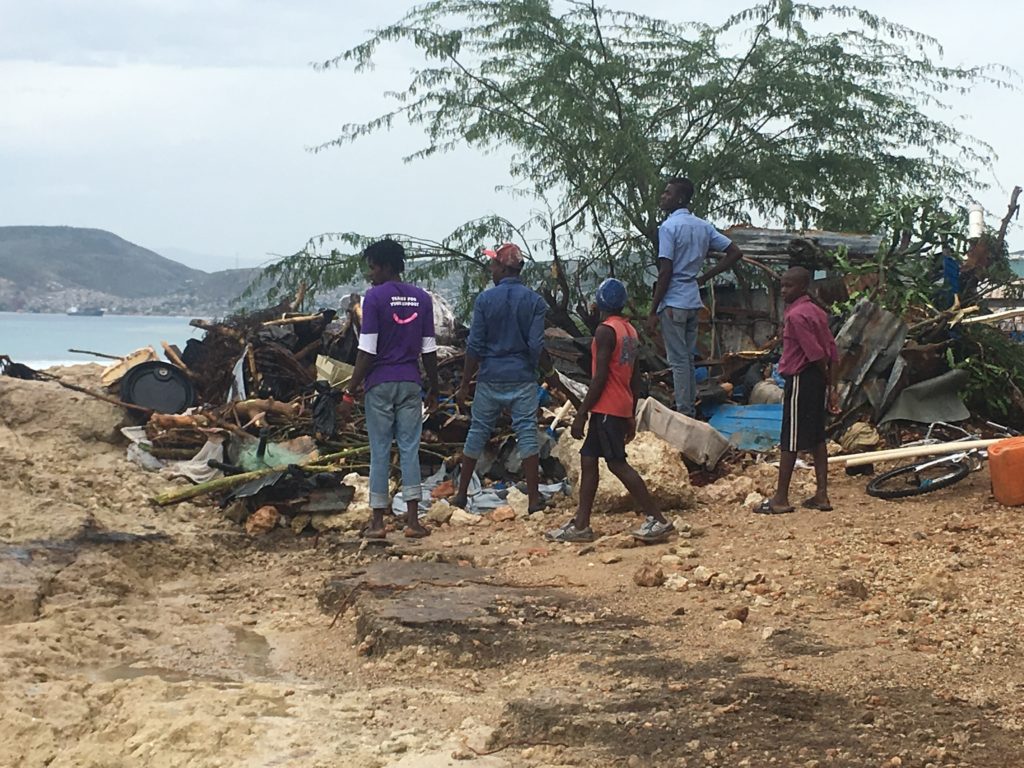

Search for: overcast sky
xmin=2 ymin=0 xmax=1021 ymax=271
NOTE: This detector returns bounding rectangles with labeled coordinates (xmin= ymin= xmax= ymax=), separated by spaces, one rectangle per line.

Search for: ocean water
xmin=0 ymin=312 xmax=205 ymax=367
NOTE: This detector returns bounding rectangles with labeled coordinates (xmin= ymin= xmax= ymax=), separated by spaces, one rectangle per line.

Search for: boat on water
xmin=66 ymin=306 xmax=105 ymax=317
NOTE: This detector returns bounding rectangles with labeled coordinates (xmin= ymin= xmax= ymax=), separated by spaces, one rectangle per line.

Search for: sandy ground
xmin=2 ymin=366 xmax=1023 ymax=768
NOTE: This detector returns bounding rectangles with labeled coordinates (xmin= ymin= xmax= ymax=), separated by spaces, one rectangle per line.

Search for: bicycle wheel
xmin=866 ymin=459 xmax=971 ymax=500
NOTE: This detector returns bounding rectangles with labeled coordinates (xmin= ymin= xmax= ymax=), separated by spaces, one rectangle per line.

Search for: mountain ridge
xmin=0 ymin=225 xmax=262 ymax=314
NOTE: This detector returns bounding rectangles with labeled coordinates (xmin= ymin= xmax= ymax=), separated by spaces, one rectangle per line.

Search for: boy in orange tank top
xmin=546 ymin=279 xmax=675 ymax=543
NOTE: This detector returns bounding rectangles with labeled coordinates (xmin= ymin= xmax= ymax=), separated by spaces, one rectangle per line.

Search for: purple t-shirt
xmin=358 ymin=281 xmax=436 ymax=390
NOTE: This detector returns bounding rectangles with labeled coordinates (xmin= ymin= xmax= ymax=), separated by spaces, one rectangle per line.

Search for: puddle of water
xmin=231 ymin=626 xmax=273 ymax=677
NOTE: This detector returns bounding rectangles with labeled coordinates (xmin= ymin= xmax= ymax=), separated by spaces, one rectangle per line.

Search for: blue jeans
xmin=463 ymin=381 xmax=539 ymax=460
xmin=364 ymin=381 xmax=423 ymax=510
xmin=659 ymin=306 xmax=700 ymax=417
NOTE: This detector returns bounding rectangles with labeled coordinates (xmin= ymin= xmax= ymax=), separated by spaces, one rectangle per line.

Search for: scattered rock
xmin=223 ymin=499 xmax=248 ymax=525
xmin=743 ymin=491 xmax=762 ymax=509
xmin=449 ymin=508 xmax=482 ymax=527
xmin=506 ymin=488 xmax=532 ymax=518
xmin=718 ymin=619 xmax=744 ymax=631
xmin=245 ymin=505 xmax=279 ymax=536
xmin=553 ymin=431 xmax=695 ymax=511
xmin=431 ymin=479 xmax=455 ymax=499
xmin=761 ymin=626 xmax=776 ymax=640
xmin=692 ymin=565 xmax=715 ymax=585
xmin=660 ymin=554 xmax=682 ymax=567
xmin=774 ymin=549 xmax=793 ymax=560
xmin=577 ymin=545 xmax=596 ymax=556
xmin=837 ymin=577 xmax=870 ymax=600
xmin=909 ymin=570 xmax=959 ymax=602
xmin=600 ymin=553 xmax=623 ymax=565
xmin=725 ymin=606 xmax=749 ymax=623
xmin=290 ymin=513 xmax=312 ymax=534
xmin=664 ymin=573 xmax=690 ymax=592
xmin=596 ymin=532 xmax=640 ymax=550
xmin=425 ymin=500 xmax=454 ymax=525
xmin=633 ymin=564 xmax=666 ymax=587
xmin=488 ymin=506 xmax=516 ymax=523
xmin=944 ymin=519 xmax=978 ymax=533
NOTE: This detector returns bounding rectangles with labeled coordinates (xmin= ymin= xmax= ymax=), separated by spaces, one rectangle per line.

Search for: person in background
xmin=754 ymin=266 xmax=839 ymax=515
xmin=547 ymin=278 xmax=674 ymax=543
xmin=646 ymin=177 xmax=745 ymax=417
xmin=341 ymin=238 xmax=438 ymax=538
xmin=452 ymin=243 xmax=559 ymax=514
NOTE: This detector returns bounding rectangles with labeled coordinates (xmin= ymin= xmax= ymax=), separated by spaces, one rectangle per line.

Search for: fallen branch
xmin=190 ymin=318 xmax=244 ymax=341
xmin=262 ymin=313 xmax=325 ymax=327
xmin=161 ymin=342 xmax=192 ymax=375
xmin=67 ymin=348 xmax=121 ymax=360
xmin=151 ymin=445 xmax=371 ymax=506
xmin=37 ymin=372 xmax=154 ymax=416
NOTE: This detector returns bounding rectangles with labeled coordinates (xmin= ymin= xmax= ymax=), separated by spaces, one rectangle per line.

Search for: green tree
xmin=262 ymin=0 xmax=1005 ymax=333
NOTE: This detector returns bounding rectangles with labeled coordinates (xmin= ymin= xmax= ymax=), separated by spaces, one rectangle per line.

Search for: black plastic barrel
xmin=119 ymin=362 xmax=195 ymax=414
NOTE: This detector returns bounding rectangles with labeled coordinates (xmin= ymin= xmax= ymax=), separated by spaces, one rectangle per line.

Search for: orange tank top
xmin=591 ymin=315 xmax=640 ymax=418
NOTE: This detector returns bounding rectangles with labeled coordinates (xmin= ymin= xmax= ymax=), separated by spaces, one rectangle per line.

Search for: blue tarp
xmin=705 ymin=403 xmax=783 ymax=452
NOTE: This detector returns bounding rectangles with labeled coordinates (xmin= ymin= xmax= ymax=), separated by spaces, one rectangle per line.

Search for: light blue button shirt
xmin=657 ymin=208 xmax=732 ymax=311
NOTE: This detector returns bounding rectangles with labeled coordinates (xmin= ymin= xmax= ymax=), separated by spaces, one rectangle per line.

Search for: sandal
xmin=359 ymin=526 xmax=387 ymax=539
xmin=403 ymin=525 xmax=431 ymax=539
xmin=801 ymin=498 xmax=833 ymax=511
xmin=752 ymin=498 xmax=794 ymax=515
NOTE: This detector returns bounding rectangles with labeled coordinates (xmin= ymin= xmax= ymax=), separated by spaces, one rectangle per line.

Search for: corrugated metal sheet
xmin=718 ymin=227 xmax=882 ymax=262
xmin=834 ymin=299 xmax=907 ymax=412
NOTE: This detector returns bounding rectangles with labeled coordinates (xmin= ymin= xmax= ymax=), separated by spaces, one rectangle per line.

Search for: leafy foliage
xmin=257 ymin=0 xmax=1007 ymax=330
xmin=830 ymin=197 xmax=969 ymax=319
xmin=952 ymin=325 xmax=1024 ymax=423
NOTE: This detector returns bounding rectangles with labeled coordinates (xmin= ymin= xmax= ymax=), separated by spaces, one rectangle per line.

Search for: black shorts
xmin=580 ymin=413 xmax=630 ymax=461
xmin=781 ymin=365 xmax=826 ymax=452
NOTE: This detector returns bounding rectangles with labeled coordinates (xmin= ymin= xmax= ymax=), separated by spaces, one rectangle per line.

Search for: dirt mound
xmin=1 ymin=365 xmax=125 ymax=445
xmin=0 ymin=368 xmax=158 ymax=544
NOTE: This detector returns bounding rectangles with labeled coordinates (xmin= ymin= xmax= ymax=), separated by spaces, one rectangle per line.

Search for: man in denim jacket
xmin=452 ymin=243 xmax=557 ymax=514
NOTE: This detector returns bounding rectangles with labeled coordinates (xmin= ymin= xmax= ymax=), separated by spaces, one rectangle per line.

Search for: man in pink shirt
xmin=754 ymin=267 xmax=839 ymax=514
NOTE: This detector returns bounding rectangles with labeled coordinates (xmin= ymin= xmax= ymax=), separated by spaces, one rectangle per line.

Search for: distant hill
xmin=0 ymin=226 xmax=262 ymax=314
xmin=0 ymin=226 xmax=205 ymax=298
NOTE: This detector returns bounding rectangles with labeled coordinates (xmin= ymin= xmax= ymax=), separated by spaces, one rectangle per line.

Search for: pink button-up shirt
xmin=778 ymin=295 xmax=838 ymax=376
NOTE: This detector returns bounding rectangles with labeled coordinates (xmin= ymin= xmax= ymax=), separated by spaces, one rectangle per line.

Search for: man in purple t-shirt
xmin=341 ymin=239 xmax=439 ymax=538
xmin=755 ymin=267 xmax=839 ymax=516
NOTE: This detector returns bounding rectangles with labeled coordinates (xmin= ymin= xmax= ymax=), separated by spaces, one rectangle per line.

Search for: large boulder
xmin=552 ymin=431 xmax=695 ymax=514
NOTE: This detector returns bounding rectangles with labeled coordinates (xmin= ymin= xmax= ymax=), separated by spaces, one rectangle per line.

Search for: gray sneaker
xmin=545 ymin=520 xmax=595 ymax=543
xmin=632 ymin=516 xmax=675 ymax=542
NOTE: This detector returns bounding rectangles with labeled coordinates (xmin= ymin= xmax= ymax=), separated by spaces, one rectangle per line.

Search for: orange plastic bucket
xmin=988 ymin=436 xmax=1024 ymax=506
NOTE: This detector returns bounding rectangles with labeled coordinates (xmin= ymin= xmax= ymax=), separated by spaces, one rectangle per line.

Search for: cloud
xmin=1 ymin=0 xmax=412 ymax=67
xmin=0 ymin=0 xmax=1020 ymax=266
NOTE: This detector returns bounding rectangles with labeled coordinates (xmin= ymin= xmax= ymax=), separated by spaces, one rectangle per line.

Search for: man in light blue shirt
xmin=646 ymin=177 xmax=744 ymax=417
